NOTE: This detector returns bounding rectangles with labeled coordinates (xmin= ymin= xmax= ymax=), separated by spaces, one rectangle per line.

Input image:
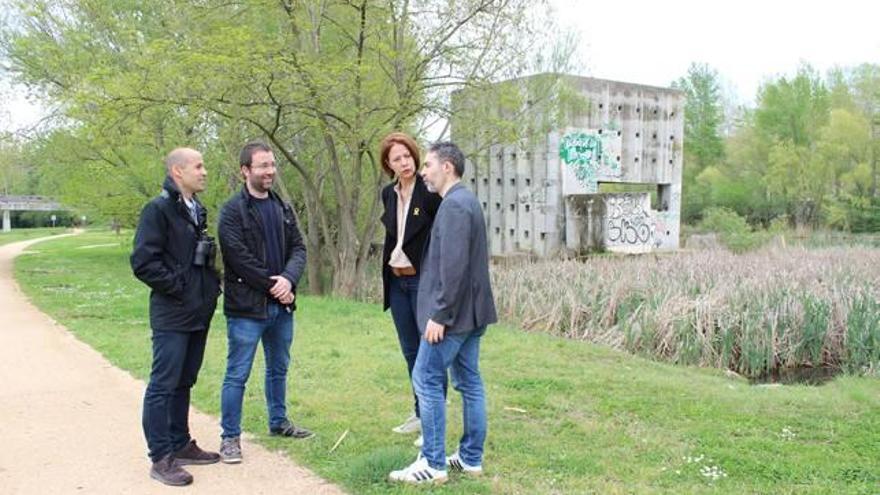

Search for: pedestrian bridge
xmin=0 ymin=195 xmax=65 ymax=232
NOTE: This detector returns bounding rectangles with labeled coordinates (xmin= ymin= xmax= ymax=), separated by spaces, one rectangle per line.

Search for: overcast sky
xmin=3 ymin=0 xmax=879 ymax=132
xmin=553 ymin=0 xmax=880 ymax=104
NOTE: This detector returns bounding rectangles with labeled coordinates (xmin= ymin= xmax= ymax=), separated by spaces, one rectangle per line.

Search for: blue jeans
xmin=143 ymin=329 xmax=208 ymax=462
xmin=220 ymin=303 xmax=294 ymax=438
xmin=389 ymin=274 xmax=447 ymax=417
xmin=413 ymin=326 xmax=487 ymax=470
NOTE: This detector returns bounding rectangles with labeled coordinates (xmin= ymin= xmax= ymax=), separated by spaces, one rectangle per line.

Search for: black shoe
xmin=174 ymin=439 xmax=220 ymax=465
xmin=269 ymin=419 xmax=314 ymax=439
xmin=150 ymin=454 xmax=193 ymax=486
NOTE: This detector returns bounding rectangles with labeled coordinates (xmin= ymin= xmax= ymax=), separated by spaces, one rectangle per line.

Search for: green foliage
xmin=677 ymin=62 xmax=880 ymax=231
xmin=699 ymin=207 xmax=765 ymax=252
xmin=673 ymin=63 xmax=726 ymax=224
xmin=0 ymin=136 xmax=30 ymax=195
xmin=755 ymin=65 xmax=830 ymax=147
xmin=2 ymin=0 xmax=578 ymax=296
xmin=673 ymin=63 xmax=725 ymax=170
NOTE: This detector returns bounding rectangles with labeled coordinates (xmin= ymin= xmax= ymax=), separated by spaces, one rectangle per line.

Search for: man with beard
xmin=389 ymin=141 xmax=497 ymax=485
xmin=217 ymin=141 xmax=311 ymax=464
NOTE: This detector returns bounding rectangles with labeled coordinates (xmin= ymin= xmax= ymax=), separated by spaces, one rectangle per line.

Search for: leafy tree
xmin=672 ymin=63 xmax=725 ymax=223
xmin=2 ymin=0 xmax=575 ymax=295
xmin=754 ymin=65 xmax=829 ymax=147
xmin=0 ymin=134 xmax=32 ymax=195
xmin=673 ymin=63 xmax=725 ymax=172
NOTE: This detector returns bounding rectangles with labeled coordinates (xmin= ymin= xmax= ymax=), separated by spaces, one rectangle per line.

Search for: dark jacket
xmin=218 ymin=186 xmax=306 ymax=319
xmin=417 ymin=183 xmax=497 ymax=334
xmin=380 ymin=174 xmax=442 ymax=310
xmin=131 ymin=176 xmax=220 ymax=332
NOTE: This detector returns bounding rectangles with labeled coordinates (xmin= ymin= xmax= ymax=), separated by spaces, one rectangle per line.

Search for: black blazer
xmin=380 ymin=174 xmax=442 ymax=310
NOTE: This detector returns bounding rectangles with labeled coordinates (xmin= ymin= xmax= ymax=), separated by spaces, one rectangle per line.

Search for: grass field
xmin=13 ymin=231 xmax=880 ymax=494
xmin=0 ymin=227 xmax=69 ymax=246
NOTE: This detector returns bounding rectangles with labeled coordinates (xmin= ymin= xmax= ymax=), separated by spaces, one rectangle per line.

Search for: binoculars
xmin=193 ymin=235 xmax=216 ymax=268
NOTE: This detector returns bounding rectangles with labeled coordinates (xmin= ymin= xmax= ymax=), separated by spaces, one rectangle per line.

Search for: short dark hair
xmin=428 ymin=141 xmax=465 ymax=178
xmin=239 ymin=141 xmax=273 ymax=168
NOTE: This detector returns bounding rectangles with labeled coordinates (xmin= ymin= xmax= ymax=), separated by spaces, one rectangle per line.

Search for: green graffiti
xmin=559 ymin=132 xmax=602 ymax=183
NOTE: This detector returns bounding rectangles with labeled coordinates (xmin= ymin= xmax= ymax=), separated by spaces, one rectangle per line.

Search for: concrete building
xmin=456 ymin=75 xmax=684 ymax=256
xmin=0 ymin=195 xmax=64 ymax=231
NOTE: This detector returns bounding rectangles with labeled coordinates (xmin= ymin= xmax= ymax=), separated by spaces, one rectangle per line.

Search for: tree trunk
xmin=303 ymin=193 xmax=324 ymax=295
xmin=331 ymin=241 xmax=361 ymax=297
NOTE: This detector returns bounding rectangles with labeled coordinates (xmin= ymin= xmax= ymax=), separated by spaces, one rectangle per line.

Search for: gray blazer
xmin=417 ymin=182 xmax=497 ymax=334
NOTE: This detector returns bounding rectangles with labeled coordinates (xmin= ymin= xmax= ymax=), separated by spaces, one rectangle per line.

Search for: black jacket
xmin=131 ymin=176 xmax=220 ymax=332
xmin=380 ymin=174 xmax=442 ymax=310
xmin=218 ymin=187 xmax=306 ymax=318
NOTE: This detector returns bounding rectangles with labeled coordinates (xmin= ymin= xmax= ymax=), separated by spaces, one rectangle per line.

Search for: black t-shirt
xmin=252 ymin=196 xmax=284 ymax=276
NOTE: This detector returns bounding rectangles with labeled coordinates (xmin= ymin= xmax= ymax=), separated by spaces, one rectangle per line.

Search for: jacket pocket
xmin=224 ymin=276 xmax=257 ymax=313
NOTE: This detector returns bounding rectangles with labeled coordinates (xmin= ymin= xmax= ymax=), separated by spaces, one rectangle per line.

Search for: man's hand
xmin=278 ymin=291 xmax=295 ymax=305
xmin=424 ymin=319 xmax=445 ymax=344
xmin=269 ymin=275 xmax=292 ymax=299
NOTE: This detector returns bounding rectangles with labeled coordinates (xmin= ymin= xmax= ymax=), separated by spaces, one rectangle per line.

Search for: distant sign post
xmin=51 ymin=214 xmax=57 ymax=227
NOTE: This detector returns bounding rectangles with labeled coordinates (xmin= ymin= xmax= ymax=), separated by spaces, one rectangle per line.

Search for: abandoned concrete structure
xmin=0 ymin=195 xmax=63 ymax=232
xmin=457 ymin=75 xmax=684 ymax=256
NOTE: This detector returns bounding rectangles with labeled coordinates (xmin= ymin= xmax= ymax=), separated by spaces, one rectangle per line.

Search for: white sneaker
xmin=389 ymin=454 xmax=448 ymax=485
xmin=413 ymin=434 xmax=423 ymax=447
xmin=446 ymin=451 xmax=483 ymax=476
xmin=392 ymin=414 xmax=421 ymax=434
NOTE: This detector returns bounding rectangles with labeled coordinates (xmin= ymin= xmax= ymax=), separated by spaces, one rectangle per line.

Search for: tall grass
xmin=491 ymin=247 xmax=880 ymax=377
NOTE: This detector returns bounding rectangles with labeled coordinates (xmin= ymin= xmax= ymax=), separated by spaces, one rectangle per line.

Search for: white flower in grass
xmin=700 ymin=465 xmax=727 ymax=481
xmin=778 ymin=426 xmax=796 ymax=441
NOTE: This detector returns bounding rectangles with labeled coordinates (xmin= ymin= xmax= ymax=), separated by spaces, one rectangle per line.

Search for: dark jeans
xmin=143 ymin=329 xmax=208 ymax=462
xmin=388 ymin=274 xmax=446 ymax=417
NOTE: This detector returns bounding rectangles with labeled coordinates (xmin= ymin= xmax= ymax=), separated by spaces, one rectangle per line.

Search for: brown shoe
xmin=174 ymin=439 xmax=220 ymax=465
xmin=150 ymin=454 xmax=193 ymax=486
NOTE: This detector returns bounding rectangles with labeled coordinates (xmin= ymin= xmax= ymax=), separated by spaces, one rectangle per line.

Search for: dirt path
xmin=0 ymin=236 xmax=345 ymax=494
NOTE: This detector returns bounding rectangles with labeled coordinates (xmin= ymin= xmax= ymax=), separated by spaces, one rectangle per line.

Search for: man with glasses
xmin=217 ymin=141 xmax=311 ymax=464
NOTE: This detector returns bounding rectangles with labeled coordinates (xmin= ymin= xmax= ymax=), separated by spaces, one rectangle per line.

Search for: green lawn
xmin=13 ymin=231 xmax=880 ymax=494
xmin=0 ymin=227 xmax=69 ymax=246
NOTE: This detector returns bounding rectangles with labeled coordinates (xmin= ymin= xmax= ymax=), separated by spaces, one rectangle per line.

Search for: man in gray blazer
xmin=389 ymin=141 xmax=497 ymax=485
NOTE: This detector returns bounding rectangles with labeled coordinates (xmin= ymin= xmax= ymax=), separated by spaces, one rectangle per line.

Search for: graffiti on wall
xmin=605 ymin=194 xmax=653 ymax=246
xmin=559 ymin=129 xmax=622 ymax=193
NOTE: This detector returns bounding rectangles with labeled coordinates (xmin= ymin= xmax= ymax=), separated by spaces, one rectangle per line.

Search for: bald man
xmin=131 ymin=148 xmax=222 ymax=486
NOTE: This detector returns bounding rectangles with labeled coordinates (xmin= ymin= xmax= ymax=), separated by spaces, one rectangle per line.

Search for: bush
xmin=698 ymin=207 xmax=766 ymax=252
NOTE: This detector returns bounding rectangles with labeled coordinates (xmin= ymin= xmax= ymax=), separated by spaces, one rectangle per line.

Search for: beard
xmin=249 ymin=175 xmax=273 ymax=193
xmin=424 ymin=181 xmax=437 ymax=193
